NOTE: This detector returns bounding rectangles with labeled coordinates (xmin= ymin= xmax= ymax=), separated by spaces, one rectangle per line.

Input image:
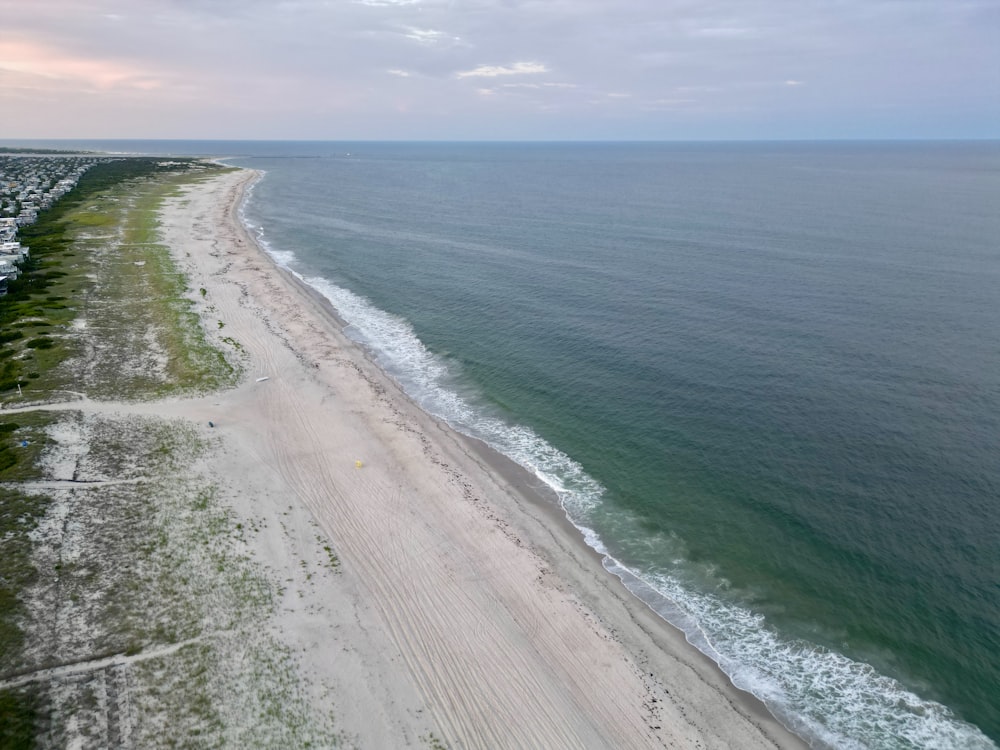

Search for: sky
xmin=0 ymin=0 xmax=998 ymax=141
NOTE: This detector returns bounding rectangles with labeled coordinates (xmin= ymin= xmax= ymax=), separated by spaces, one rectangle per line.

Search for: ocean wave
xmin=238 ymin=176 xmax=301 ymax=270
xmin=605 ymin=557 xmax=996 ymax=749
xmin=243 ymin=208 xmax=996 ymax=750
xmin=300 ymin=275 xmax=605 ymax=508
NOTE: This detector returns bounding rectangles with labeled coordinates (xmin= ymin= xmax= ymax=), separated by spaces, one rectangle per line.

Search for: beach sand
xmin=149 ymin=166 xmax=807 ymax=749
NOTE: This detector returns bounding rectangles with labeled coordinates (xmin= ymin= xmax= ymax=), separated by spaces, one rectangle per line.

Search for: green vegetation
xmin=0 ymin=158 xmax=238 ymax=745
xmin=93 ymin=185 xmax=234 ymax=398
xmin=0 ymin=686 xmax=38 ymax=750
xmin=66 ymin=211 xmax=113 ymax=227
xmin=0 ymin=413 xmax=51 ymax=483
xmin=0 ymin=158 xmax=240 ymax=402
xmin=11 ymin=415 xmax=337 ymax=747
xmin=421 ymin=732 xmax=448 ymax=750
xmin=0 ymin=159 xmax=342 ymax=746
xmin=0 ymin=486 xmax=50 ymax=669
xmin=0 ymin=413 xmax=57 ymax=699
xmin=220 ymin=336 xmax=246 ymax=355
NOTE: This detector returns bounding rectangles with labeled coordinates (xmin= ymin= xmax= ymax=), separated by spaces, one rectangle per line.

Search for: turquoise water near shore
xmin=9 ymin=139 xmax=998 ymax=748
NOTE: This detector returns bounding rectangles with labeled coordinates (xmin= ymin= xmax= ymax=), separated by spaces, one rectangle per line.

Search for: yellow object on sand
xmin=355 ymin=460 xmax=363 ymax=469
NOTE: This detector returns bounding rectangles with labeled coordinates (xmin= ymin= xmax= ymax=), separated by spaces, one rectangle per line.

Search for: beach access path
xmin=141 ymin=167 xmax=806 ymax=748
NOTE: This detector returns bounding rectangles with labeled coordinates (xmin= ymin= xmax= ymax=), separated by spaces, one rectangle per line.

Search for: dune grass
xmin=0 ymin=163 xmax=343 ymax=748
xmin=0 ymin=159 xmax=237 ymax=404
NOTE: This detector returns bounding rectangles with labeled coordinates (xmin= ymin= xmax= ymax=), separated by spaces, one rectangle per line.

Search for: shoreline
xmin=184 ymin=164 xmax=809 ymax=747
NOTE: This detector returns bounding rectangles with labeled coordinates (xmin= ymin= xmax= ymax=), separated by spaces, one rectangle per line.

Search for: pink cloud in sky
xmin=0 ymin=40 xmax=164 ymax=92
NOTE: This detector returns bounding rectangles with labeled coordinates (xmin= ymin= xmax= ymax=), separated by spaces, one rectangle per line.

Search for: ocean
xmin=10 ymin=139 xmax=1000 ymax=748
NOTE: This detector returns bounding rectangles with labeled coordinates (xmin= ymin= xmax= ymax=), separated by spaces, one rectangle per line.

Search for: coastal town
xmin=0 ymin=155 xmax=99 ymax=295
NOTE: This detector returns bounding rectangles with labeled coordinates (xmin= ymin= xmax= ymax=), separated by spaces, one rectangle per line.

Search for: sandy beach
xmin=145 ymin=166 xmax=804 ymax=749
xmin=0 ymin=165 xmax=807 ymax=747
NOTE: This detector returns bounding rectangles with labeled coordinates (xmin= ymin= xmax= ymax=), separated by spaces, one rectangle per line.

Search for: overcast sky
xmin=1 ymin=0 xmax=998 ymax=140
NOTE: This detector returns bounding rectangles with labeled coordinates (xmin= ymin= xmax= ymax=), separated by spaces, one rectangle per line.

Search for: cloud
xmin=675 ymin=85 xmax=722 ymax=94
xmin=0 ymin=39 xmax=164 ymax=92
xmin=641 ymin=98 xmax=696 ymax=111
xmin=501 ymin=82 xmax=577 ymax=90
xmin=689 ymin=26 xmax=757 ymax=38
xmin=1 ymin=0 xmax=997 ymax=139
xmin=456 ymin=62 xmax=549 ymax=79
xmin=402 ymin=27 xmax=447 ymax=45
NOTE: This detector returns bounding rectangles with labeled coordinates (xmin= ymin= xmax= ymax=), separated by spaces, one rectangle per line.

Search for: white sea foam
xmin=300 ymin=273 xmax=606 ymax=514
xmin=239 ymin=176 xmax=300 ymax=270
xmin=618 ymin=558 xmax=996 ymax=749
xmin=242 ymin=204 xmax=997 ymax=750
xmin=294 ymin=275 xmax=996 ymax=749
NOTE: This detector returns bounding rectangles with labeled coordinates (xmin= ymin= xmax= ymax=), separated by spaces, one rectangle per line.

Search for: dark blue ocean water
xmin=9 ymin=139 xmax=997 ymax=748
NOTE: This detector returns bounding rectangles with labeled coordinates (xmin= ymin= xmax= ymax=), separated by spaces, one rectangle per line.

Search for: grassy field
xmin=1 ymin=160 xmax=237 ymax=403
xmin=0 ymin=162 xmax=344 ymax=748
